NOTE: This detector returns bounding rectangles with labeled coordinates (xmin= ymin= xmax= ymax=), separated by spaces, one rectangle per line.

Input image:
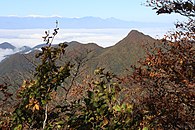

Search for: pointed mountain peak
xmin=0 ymin=42 xmax=16 ymax=50
xmin=125 ymin=30 xmax=154 ymax=42
xmin=127 ymin=30 xmax=145 ymax=38
xmin=115 ymin=30 xmax=155 ymax=47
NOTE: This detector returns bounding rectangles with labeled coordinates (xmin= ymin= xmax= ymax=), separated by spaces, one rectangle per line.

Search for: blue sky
xmin=0 ymin=0 xmax=188 ymax=59
xmin=0 ymin=0 xmax=185 ymax=22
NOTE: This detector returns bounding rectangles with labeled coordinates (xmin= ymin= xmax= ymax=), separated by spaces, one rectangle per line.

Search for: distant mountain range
xmin=0 ymin=16 xmax=170 ymax=29
xmin=0 ymin=30 xmax=157 ymax=85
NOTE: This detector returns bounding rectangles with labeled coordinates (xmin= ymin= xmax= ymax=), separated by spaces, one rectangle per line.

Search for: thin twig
xmin=43 ymin=104 xmax=48 ymax=129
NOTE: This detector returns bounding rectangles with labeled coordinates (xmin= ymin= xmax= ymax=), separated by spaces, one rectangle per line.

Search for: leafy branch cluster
xmin=12 ymin=27 xmax=73 ymax=129
xmin=66 ymin=68 xmax=135 ymax=129
xmin=147 ymin=0 xmax=195 ymax=17
xmin=129 ymin=30 xmax=194 ymax=129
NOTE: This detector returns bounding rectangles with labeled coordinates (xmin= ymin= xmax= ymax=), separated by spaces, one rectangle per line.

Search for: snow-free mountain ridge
xmin=0 ymin=16 xmax=169 ymax=29
xmin=0 ymin=30 xmax=158 ymax=85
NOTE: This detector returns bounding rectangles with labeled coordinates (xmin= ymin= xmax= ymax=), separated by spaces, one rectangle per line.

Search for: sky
xmin=0 ymin=0 xmax=185 ymax=22
xmin=0 ymin=0 xmax=187 ymax=49
xmin=0 ymin=0 xmax=188 ymax=61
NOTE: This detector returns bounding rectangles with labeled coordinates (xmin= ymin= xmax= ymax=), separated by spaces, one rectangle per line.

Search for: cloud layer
xmin=0 ymin=28 xmax=171 ymax=48
xmin=0 ymin=27 xmax=173 ymax=62
xmin=0 ymin=48 xmax=16 ymax=62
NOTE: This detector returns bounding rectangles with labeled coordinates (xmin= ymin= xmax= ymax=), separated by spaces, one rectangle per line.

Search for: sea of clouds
xmin=0 ymin=27 xmax=173 ymax=62
xmin=0 ymin=48 xmax=17 ymax=62
xmin=0 ymin=28 xmax=172 ymax=47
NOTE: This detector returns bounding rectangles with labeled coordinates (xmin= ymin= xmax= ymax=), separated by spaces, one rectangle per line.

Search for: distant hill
xmin=0 ymin=30 xmax=157 ymax=85
xmin=0 ymin=42 xmax=33 ymax=62
xmin=18 ymin=46 xmax=32 ymax=54
xmin=0 ymin=42 xmax=16 ymax=50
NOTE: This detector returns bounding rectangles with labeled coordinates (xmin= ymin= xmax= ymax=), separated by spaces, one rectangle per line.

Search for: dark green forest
xmin=0 ymin=0 xmax=194 ymax=129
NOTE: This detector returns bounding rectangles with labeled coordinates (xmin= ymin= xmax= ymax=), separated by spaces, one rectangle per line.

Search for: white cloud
xmin=0 ymin=48 xmax=16 ymax=62
xmin=0 ymin=28 xmax=171 ymax=49
xmin=4 ymin=15 xmax=62 ymax=18
xmin=0 ymin=28 xmax=173 ymax=62
xmin=26 ymin=15 xmax=62 ymax=18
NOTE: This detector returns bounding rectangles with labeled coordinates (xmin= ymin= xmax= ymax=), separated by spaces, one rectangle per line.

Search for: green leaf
xmin=88 ymin=91 xmax=94 ymax=98
xmin=143 ymin=127 xmax=149 ymax=130
xmin=14 ymin=124 xmax=22 ymax=130
xmin=84 ymin=98 xmax=91 ymax=106
xmin=56 ymin=121 xmax=64 ymax=125
xmin=93 ymin=102 xmax=98 ymax=108
xmin=57 ymin=125 xmax=62 ymax=128
xmin=121 ymin=103 xmax=126 ymax=110
xmin=41 ymin=99 xmax=47 ymax=105
xmin=113 ymin=105 xmax=121 ymax=112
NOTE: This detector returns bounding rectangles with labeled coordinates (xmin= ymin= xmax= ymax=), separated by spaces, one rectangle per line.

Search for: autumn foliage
xmin=0 ymin=0 xmax=194 ymax=129
xmin=128 ymin=30 xmax=194 ymax=129
xmin=128 ymin=0 xmax=195 ymax=129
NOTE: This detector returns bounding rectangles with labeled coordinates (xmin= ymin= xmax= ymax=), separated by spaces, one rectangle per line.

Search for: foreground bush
xmin=127 ymin=0 xmax=195 ymax=129
xmin=66 ymin=68 xmax=137 ymax=129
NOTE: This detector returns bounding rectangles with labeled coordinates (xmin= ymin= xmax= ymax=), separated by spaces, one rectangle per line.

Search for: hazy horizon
xmin=0 ymin=0 xmax=186 ymax=22
xmin=0 ymin=27 xmax=173 ymax=48
xmin=0 ymin=0 xmax=186 ymax=61
xmin=0 ymin=0 xmax=186 ymax=47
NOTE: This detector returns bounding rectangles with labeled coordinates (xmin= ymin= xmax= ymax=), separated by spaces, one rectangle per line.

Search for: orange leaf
xmin=102 ymin=117 xmax=108 ymax=127
xmin=34 ymin=104 xmax=40 ymax=110
xmin=32 ymin=104 xmax=40 ymax=111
